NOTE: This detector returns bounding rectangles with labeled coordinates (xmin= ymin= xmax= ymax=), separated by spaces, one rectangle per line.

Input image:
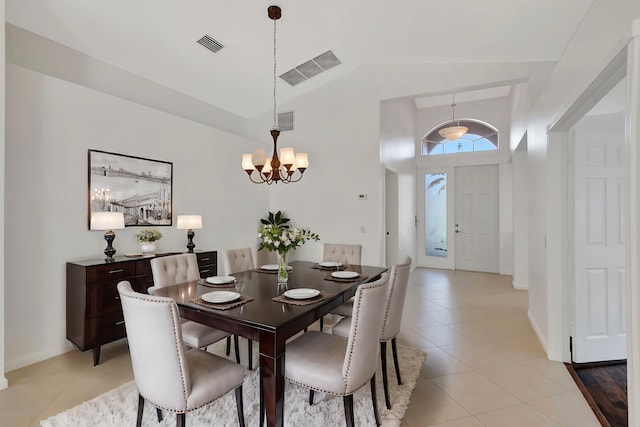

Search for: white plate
xmin=201 ymin=291 xmax=240 ymax=304
xmin=319 ymin=261 xmax=343 ymax=268
xmin=206 ymin=276 xmax=235 ymax=284
xmin=331 ymin=271 xmax=359 ymax=279
xmin=284 ymin=288 xmax=321 ymax=300
xmin=261 ymin=264 xmax=293 ymax=271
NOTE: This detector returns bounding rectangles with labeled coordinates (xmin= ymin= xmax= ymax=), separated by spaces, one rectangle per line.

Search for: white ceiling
xmin=6 ymin=0 xmax=594 ymax=118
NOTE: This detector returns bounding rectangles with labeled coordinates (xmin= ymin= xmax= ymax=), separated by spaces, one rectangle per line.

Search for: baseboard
xmin=5 ymin=342 xmax=75 ymax=372
xmin=527 ymin=309 xmax=549 ymax=355
xmin=0 ymin=376 xmax=8 ymax=390
xmin=512 ymin=279 xmax=528 ymax=290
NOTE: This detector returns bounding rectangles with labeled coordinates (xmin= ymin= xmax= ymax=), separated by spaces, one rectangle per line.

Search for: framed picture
xmin=88 ymin=149 xmax=173 ymax=227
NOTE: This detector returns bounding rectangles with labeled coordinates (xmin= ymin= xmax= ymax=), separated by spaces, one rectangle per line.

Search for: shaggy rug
xmin=41 ymin=345 xmax=425 ymax=427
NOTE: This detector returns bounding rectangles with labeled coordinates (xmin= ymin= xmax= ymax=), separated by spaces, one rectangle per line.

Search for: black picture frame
xmin=88 ymin=149 xmax=173 ymax=228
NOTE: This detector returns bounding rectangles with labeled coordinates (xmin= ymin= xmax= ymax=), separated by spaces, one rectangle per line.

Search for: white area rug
xmin=41 ymin=345 xmax=425 ymax=427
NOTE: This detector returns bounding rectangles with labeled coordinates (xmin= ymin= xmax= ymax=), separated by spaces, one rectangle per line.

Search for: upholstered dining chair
xmin=117 ymin=281 xmax=246 ymax=427
xmin=332 ymin=256 xmax=412 ymax=410
xmin=221 ymin=247 xmax=255 ymax=275
xmin=284 ymin=272 xmax=389 ymax=427
xmin=319 ymin=243 xmax=363 ymax=331
xmin=322 ymin=243 xmax=362 ymax=265
xmin=220 ymin=247 xmax=256 ymax=369
xmin=150 ymin=254 xmax=238 ymax=362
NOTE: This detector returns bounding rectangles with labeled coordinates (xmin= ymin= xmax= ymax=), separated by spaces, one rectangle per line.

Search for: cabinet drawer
xmin=196 ymin=253 xmax=215 ymax=264
xmin=135 ymin=259 xmax=152 ymax=276
xmin=86 ymin=282 xmax=124 ymax=317
xmin=85 ymin=311 xmax=126 ymax=348
xmin=86 ymin=263 xmax=136 ymax=284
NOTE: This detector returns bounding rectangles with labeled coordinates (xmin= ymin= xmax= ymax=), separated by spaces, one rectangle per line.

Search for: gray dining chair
xmin=332 ymin=256 xmax=412 ymax=410
xmin=284 ymin=272 xmax=389 ymax=427
xmin=117 ymin=281 xmax=246 ymax=427
xmin=221 ymin=247 xmax=256 ymax=370
xmin=319 ymin=243 xmax=363 ymax=331
xmin=150 ymin=254 xmax=238 ymax=362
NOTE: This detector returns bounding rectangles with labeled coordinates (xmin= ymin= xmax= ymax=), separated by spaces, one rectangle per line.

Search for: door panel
xmin=454 ymin=165 xmax=499 ymax=273
xmin=573 ymin=114 xmax=626 ymax=363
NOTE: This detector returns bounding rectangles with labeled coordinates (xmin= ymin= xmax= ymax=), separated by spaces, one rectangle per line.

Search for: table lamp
xmin=177 ymin=215 xmax=203 ymax=253
xmin=90 ymin=212 xmax=125 ymax=262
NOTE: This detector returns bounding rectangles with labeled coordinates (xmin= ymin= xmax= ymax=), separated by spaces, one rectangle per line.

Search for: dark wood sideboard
xmin=66 ymin=250 xmax=217 ymax=365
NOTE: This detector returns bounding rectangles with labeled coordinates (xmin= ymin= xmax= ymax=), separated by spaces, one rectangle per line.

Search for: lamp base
xmin=104 ymin=230 xmax=116 ymax=262
xmin=186 ymin=229 xmax=195 ymax=253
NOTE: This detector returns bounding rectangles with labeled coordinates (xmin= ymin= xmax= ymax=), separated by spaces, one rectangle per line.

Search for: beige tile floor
xmin=0 ymin=268 xmax=601 ymax=427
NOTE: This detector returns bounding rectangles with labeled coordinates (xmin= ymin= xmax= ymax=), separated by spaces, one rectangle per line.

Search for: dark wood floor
xmin=566 ymin=361 xmax=627 ymax=427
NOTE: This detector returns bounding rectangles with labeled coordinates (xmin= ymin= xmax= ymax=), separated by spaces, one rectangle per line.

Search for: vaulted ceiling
xmin=6 ymin=0 xmax=594 ymax=118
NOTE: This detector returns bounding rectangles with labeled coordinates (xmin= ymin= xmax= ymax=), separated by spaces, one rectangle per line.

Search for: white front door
xmin=454 ymin=165 xmax=499 ymax=273
xmin=573 ymin=113 xmax=626 ymax=363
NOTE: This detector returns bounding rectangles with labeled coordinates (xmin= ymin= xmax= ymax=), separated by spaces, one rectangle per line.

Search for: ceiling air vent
xmin=278 ymin=111 xmax=294 ymax=131
xmin=279 ymin=50 xmax=341 ymax=86
xmin=197 ymin=35 xmax=224 ymax=53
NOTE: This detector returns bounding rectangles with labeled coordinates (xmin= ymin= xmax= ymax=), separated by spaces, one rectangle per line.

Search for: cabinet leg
xmin=92 ymin=346 xmax=101 ymax=366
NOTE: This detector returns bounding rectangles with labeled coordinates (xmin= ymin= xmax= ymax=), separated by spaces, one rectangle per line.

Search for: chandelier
xmin=438 ymin=93 xmax=468 ymax=141
xmin=241 ymin=5 xmax=308 ymax=185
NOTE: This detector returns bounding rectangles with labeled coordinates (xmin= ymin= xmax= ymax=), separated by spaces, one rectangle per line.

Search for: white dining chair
xmin=150 ymin=254 xmax=238 ymax=362
xmin=221 ymin=247 xmax=256 ymax=369
xmin=332 ymin=256 xmax=412 ymax=409
xmin=118 ymin=281 xmax=246 ymax=427
xmin=284 ymin=272 xmax=388 ymax=427
xmin=221 ymin=247 xmax=255 ymax=275
xmin=322 ymin=243 xmax=362 ymax=265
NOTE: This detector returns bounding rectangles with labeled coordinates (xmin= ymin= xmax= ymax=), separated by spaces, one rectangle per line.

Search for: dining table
xmin=151 ymin=260 xmax=387 ymax=427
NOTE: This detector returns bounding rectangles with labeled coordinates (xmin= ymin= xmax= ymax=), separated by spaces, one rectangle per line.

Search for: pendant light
xmin=438 ymin=94 xmax=468 ymax=141
xmin=241 ymin=5 xmax=308 ymax=184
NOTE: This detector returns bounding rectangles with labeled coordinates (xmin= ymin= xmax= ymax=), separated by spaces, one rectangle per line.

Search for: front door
xmin=454 ymin=164 xmax=499 ymax=273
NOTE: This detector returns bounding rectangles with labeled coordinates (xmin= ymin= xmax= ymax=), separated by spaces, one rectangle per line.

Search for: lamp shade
xmin=438 ymin=125 xmax=469 ymax=141
xmin=90 ymin=212 xmax=125 ymax=231
xmin=177 ymin=215 xmax=203 ymax=230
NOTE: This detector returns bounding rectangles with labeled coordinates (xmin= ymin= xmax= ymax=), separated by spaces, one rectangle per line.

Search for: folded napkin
xmin=312 ymin=263 xmax=348 ymax=271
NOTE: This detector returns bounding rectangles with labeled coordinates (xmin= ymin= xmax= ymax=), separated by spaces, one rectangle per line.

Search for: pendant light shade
xmin=439 ymin=94 xmax=468 ymax=141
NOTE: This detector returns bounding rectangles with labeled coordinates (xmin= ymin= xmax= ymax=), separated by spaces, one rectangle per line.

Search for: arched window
xmin=422 ymin=119 xmax=498 ymax=156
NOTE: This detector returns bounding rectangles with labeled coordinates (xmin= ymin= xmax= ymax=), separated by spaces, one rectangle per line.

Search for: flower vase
xmin=277 ymin=251 xmax=288 ymax=284
xmin=140 ymin=242 xmax=156 ymax=255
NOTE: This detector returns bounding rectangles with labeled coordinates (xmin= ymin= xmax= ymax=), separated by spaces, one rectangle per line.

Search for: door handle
xmin=455 ymin=230 xmax=460 ymax=233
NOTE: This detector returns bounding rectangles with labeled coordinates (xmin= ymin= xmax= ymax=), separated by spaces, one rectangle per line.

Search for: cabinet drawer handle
xmin=200 ymin=257 xmax=210 ymax=262
xmin=115 ymin=296 xmax=120 ymax=300
xmin=115 ymin=321 xmax=125 ymax=326
xmin=108 ymin=269 xmax=124 ymax=274
xmin=200 ymin=269 xmax=210 ymax=274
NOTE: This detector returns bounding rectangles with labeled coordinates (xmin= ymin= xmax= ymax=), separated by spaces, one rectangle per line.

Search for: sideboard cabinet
xmin=66 ymin=250 xmax=217 ymax=365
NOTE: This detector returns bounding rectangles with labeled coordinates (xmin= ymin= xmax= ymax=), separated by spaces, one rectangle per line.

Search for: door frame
xmin=546 ymin=26 xmax=640 ymax=424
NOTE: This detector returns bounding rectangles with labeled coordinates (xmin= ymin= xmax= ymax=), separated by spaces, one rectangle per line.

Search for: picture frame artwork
xmin=88 ymin=149 xmax=173 ymax=227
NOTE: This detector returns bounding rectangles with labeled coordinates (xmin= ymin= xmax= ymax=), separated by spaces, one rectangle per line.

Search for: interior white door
xmin=385 ymin=169 xmax=399 ymax=267
xmin=573 ymin=114 xmax=626 ymax=363
xmin=454 ymin=165 xmax=499 ymax=273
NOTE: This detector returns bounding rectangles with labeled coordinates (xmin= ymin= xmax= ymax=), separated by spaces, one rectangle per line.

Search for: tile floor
xmin=0 ymin=268 xmax=600 ymax=427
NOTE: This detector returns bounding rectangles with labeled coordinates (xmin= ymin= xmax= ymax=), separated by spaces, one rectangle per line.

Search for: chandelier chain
xmin=272 ymin=15 xmax=277 ymax=129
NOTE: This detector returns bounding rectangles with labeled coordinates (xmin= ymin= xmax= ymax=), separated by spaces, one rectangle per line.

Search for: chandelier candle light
xmin=438 ymin=93 xmax=468 ymax=141
xmin=241 ymin=5 xmax=309 ymax=184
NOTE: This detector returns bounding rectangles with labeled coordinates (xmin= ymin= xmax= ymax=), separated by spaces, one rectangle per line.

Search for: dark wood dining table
xmin=151 ymin=260 xmax=387 ymax=427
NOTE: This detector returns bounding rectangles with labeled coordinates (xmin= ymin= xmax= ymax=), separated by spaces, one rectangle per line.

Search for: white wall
xmin=380 ymin=99 xmax=417 ymax=266
xmin=0 ymin=0 xmax=8 ymax=390
xmin=4 ymin=63 xmax=267 ymax=371
xmin=248 ymin=62 xmax=553 ymax=267
xmin=415 ymin=97 xmax=514 ymax=275
xmin=522 ymin=0 xmax=640 ymax=359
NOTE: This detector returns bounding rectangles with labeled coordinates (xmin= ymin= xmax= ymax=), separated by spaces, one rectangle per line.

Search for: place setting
xmin=312 ymin=261 xmax=348 ymax=271
xmin=192 ymin=280 xmax=253 ymax=310
xmin=324 ymin=270 xmax=368 ymax=283
xmin=272 ymin=287 xmax=331 ymax=306
xmin=199 ymin=275 xmax=237 ymax=288
xmin=253 ymin=264 xmax=293 ymax=274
